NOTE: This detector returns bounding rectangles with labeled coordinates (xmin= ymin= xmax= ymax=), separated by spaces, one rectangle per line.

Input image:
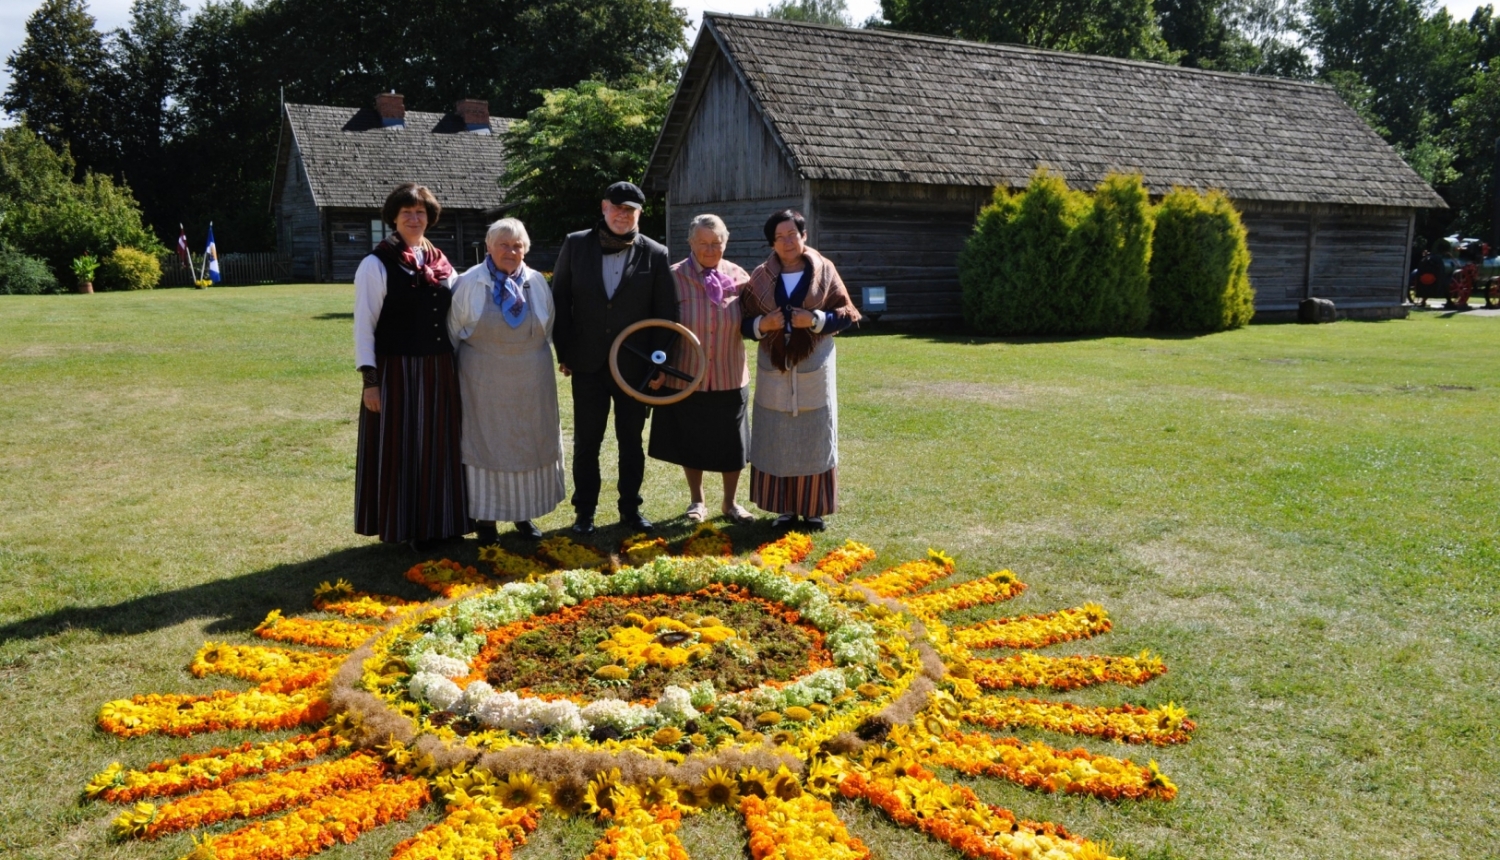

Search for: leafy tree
xmin=104 ymin=0 xmax=189 ymax=234
xmin=500 ymin=78 xmax=674 ymax=244
xmin=1 ymin=0 xmax=108 ymax=173
xmin=760 ymin=0 xmax=853 ymax=26
xmin=1446 ymin=64 xmax=1500 ymax=237
xmin=0 ymin=124 xmax=162 ymax=280
xmin=881 ymin=0 xmax=1174 ymax=61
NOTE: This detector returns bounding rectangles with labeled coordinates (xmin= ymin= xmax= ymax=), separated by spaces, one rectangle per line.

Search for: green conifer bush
xmin=1148 ymin=188 xmax=1254 ymax=331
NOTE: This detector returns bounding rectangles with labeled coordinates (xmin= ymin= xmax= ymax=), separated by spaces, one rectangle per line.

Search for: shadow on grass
xmin=314 ymin=312 xmax=354 ymax=320
xmin=0 ymin=519 xmax=793 ymax=644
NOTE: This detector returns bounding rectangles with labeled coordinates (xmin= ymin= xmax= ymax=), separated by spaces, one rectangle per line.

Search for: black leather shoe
xmin=620 ymin=511 xmax=653 ymax=531
xmin=772 ymin=513 xmax=796 ymax=530
xmin=474 ymin=522 xmax=499 ymax=544
xmin=571 ymin=514 xmax=595 ymax=535
xmin=514 ymin=520 xmax=543 ymax=540
xmin=802 ymin=516 xmax=825 ymax=531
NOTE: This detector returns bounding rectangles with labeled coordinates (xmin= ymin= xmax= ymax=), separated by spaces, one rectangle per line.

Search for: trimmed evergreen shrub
xmin=96 ymin=246 xmax=161 ymax=291
xmin=960 ymin=169 xmax=1154 ymax=336
xmin=960 ymin=170 xmax=1089 ymax=335
xmin=1080 ymin=173 xmax=1154 ymax=333
xmin=0 ymin=247 xmax=59 ymax=295
xmin=1149 ymin=188 xmax=1254 ymax=331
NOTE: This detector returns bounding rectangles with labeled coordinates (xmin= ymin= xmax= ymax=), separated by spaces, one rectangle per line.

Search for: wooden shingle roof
xmin=276 ymin=104 xmax=514 ymax=211
xmin=644 ymin=14 xmax=1443 ymax=209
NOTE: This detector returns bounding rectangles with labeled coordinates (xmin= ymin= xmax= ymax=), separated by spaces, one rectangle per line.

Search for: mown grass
xmin=0 ymin=285 xmax=1497 ymax=860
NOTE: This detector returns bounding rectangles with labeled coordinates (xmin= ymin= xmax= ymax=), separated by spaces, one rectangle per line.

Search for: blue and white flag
xmin=204 ymin=224 xmax=221 ymax=284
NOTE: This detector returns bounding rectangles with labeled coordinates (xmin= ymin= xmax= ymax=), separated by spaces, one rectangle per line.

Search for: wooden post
xmin=1402 ymin=210 xmax=1416 ymax=304
xmin=1302 ymin=211 xmax=1318 ymax=300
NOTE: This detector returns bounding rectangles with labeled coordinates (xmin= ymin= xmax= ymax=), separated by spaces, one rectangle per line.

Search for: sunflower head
xmin=769 ymin=765 xmax=803 ymax=800
xmin=739 ymin=766 xmax=772 ymax=799
xmin=804 ymin=758 xmax=844 ymax=796
xmin=583 ymin=769 xmax=623 ymax=818
xmin=638 ymin=775 xmax=678 ymax=809
xmin=550 ymin=779 xmax=587 ymax=817
xmin=499 ymin=772 xmax=549 ymax=809
xmin=675 ymin=783 xmax=707 ymax=809
xmin=701 ymin=766 xmax=740 ymax=807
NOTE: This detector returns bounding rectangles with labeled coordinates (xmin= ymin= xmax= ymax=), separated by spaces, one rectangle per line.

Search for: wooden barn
xmin=272 ymin=94 xmax=513 ymax=281
xmin=642 ymin=15 xmax=1445 ymax=321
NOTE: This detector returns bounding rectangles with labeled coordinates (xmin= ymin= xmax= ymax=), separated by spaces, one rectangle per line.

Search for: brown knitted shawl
xmin=742 ymin=247 xmax=861 ymax=370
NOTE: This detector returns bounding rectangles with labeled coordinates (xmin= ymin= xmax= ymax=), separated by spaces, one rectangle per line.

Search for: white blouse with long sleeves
xmin=353 ymin=247 xmax=454 ymax=369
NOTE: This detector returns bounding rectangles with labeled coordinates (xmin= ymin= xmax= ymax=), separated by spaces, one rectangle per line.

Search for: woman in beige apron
xmin=448 ymin=218 xmax=565 ymax=542
xmin=739 ymin=209 xmax=861 ymax=530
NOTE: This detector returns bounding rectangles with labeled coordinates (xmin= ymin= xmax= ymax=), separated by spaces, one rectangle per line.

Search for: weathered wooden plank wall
xmin=667 ymin=54 xmax=802 ymax=207
xmin=276 ymin=141 xmax=323 ymax=280
xmin=1240 ymin=202 xmax=1411 ymax=310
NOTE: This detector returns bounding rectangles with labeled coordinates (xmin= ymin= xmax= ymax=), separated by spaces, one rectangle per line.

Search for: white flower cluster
xmin=408 ymin=671 xmax=463 ymax=711
xmin=825 ymin=621 xmax=881 ymax=667
xmin=413 ymin=651 xmax=469 ymax=679
xmin=469 ymin=690 xmax=588 ymax=735
xmin=579 ymin=697 xmax=659 ymax=734
xmin=653 ymin=685 xmax=700 ymax=724
xmin=740 ymin=667 xmax=855 ymax=713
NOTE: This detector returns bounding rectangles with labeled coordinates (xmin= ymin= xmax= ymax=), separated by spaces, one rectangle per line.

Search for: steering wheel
xmin=608 ymin=319 xmax=706 ymax=406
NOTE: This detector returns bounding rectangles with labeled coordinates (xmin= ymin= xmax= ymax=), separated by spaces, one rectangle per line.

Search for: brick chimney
xmin=455 ymin=99 xmax=491 ymax=134
xmin=375 ymin=92 xmax=405 ymax=128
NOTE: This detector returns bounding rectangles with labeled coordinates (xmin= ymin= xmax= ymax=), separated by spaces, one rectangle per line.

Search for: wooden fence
xmin=159 ymin=252 xmax=294 ymax=286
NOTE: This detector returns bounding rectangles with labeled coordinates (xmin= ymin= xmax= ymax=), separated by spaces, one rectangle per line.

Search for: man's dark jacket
xmin=551 ymin=227 xmax=678 ymax=383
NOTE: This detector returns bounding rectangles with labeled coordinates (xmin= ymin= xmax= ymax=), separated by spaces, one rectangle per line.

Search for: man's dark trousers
xmin=570 ymin=367 xmax=648 ymax=518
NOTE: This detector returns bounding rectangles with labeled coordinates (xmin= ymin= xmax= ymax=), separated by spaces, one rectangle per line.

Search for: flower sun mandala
xmin=87 ymin=533 xmax=1196 ymax=860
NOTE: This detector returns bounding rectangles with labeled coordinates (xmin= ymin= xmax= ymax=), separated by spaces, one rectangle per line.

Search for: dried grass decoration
xmin=86 ymin=533 xmax=1195 ymax=860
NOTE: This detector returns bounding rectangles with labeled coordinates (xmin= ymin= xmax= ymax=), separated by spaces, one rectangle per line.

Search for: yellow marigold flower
xmin=652 ymin=726 xmax=684 ymax=747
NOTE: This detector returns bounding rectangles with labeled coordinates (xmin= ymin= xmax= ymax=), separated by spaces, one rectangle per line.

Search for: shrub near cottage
xmin=96 ymin=247 xmax=161 ymax=291
xmin=1149 ymin=188 xmax=1254 ymax=331
xmin=960 ymin=169 xmax=1154 ymax=336
xmin=960 ymin=170 xmax=1088 ymax=335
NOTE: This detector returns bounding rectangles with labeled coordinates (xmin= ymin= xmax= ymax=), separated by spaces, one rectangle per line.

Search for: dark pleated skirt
xmin=648 ymin=387 xmax=750 ymax=472
xmin=749 ymin=466 xmax=837 ymax=517
xmin=355 ymin=353 xmax=469 ymax=542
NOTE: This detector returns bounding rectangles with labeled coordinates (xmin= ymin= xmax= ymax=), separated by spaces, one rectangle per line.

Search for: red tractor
xmin=1410 ymin=236 xmax=1500 ymax=309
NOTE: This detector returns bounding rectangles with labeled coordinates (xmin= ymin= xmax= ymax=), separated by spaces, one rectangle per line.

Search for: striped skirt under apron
xmin=749 ymin=466 xmax=837 ymax=517
xmin=355 ymin=353 xmax=469 ymax=542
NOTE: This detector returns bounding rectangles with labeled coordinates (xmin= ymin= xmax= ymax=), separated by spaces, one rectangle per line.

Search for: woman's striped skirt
xmin=749 ymin=466 xmax=837 ymax=517
xmin=355 ymin=353 xmax=469 ymax=542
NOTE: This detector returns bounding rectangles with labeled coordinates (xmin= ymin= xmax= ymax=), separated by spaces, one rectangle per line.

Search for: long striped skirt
xmin=355 ymin=353 xmax=468 ymax=542
xmin=749 ymin=466 xmax=837 ymax=517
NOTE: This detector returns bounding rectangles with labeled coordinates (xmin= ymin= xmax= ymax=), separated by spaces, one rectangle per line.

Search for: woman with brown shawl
xmin=353 ymin=183 xmax=467 ymax=550
xmin=739 ymin=209 xmax=860 ymax=530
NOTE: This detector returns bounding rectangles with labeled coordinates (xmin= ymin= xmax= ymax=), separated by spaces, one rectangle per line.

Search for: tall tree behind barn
xmin=642 ymin=15 xmax=1445 ymax=321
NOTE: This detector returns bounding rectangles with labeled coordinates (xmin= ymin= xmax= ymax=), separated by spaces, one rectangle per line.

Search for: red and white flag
xmin=176 ymin=224 xmax=190 ymax=265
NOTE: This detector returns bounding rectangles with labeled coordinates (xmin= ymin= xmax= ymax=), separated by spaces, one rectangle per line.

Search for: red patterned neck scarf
xmin=374 ymin=234 xmax=454 ymax=288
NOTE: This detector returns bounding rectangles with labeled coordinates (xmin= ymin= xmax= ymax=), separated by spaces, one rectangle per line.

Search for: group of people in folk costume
xmin=353 ymin=180 xmax=860 ymax=550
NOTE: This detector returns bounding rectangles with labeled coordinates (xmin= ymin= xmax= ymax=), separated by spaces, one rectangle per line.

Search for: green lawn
xmin=1 ymin=285 xmax=1497 ymax=860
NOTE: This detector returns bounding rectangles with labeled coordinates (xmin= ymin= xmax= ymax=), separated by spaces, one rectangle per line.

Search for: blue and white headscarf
xmin=486 ymin=256 xmax=529 ymax=328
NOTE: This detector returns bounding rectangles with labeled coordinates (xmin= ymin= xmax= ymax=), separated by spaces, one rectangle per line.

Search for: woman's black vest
xmin=371 ymin=250 xmax=453 ymax=357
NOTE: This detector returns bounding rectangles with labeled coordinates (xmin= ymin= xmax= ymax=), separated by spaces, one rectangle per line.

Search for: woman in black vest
xmin=353 ymin=183 xmax=467 ymax=549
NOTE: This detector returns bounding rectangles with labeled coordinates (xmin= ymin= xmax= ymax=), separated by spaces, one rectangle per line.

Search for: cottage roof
xmin=644 ymin=14 xmax=1443 ymax=209
xmin=275 ymin=104 xmax=513 ymax=211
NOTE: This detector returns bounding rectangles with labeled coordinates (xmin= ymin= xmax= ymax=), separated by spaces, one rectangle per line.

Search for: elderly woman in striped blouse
xmin=448 ymin=217 xmax=565 ymax=542
xmin=647 ymin=214 xmax=756 ymax=524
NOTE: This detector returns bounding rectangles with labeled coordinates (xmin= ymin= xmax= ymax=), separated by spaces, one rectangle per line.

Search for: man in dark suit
xmin=551 ymin=181 xmax=679 ymax=534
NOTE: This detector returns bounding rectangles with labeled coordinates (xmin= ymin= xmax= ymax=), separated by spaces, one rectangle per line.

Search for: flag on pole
xmin=204 ymin=224 xmax=220 ymax=284
xmin=176 ymin=224 xmax=190 ymax=266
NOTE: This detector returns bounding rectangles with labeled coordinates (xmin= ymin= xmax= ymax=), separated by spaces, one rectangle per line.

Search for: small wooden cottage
xmin=642 ymin=15 xmax=1445 ymax=320
xmin=272 ymin=94 xmax=514 ymax=281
